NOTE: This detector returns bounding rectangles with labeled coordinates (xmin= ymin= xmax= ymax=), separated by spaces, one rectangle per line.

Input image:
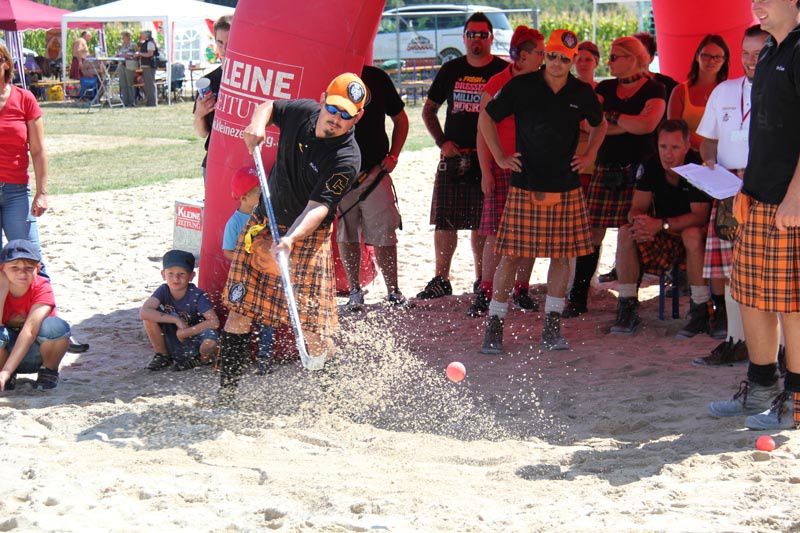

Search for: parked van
xmin=373 ymin=4 xmax=514 ymax=64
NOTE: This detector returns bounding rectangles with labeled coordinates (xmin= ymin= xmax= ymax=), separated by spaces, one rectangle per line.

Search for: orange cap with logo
xmin=324 ymin=72 xmax=369 ymax=116
xmin=545 ymin=29 xmax=579 ymax=59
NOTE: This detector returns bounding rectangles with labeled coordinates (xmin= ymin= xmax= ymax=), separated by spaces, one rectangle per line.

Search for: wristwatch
xmin=662 ymin=219 xmax=670 ymax=232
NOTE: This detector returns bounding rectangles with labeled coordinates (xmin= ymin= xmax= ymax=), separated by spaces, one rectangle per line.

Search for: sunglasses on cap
xmin=464 ymin=31 xmax=491 ymax=40
xmin=608 ymin=53 xmax=632 ymax=62
xmin=545 ymin=52 xmax=571 ymax=64
xmin=324 ymin=103 xmax=356 ymax=121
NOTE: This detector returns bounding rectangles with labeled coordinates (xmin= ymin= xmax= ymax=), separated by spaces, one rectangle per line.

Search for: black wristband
xmin=605 ymin=111 xmax=620 ymax=125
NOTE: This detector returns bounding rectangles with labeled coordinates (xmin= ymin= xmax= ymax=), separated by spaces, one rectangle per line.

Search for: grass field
xmin=40 ymin=100 xmax=436 ymax=195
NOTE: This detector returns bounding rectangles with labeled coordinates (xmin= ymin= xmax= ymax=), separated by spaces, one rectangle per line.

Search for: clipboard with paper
xmin=671 ymin=163 xmax=742 ymax=200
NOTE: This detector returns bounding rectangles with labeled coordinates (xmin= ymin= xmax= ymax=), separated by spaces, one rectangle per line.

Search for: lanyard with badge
xmin=731 ymin=78 xmax=750 ymax=142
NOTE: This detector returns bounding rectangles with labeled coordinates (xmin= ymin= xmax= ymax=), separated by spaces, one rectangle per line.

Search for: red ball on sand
xmin=755 ymin=435 xmax=776 ymax=452
xmin=446 ymin=362 xmax=466 ymax=382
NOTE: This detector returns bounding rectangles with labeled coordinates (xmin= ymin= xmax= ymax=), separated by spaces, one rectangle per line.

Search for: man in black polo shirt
xmin=477 ymin=29 xmax=606 ymax=353
xmin=217 ymin=73 xmax=365 ymax=392
xmin=711 ymin=0 xmax=800 ymax=431
xmin=611 ymin=120 xmax=711 ymax=335
xmin=337 ymin=65 xmax=409 ymax=311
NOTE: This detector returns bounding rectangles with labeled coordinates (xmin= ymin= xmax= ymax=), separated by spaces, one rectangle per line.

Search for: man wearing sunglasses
xmin=477 ymin=29 xmax=606 ymax=353
xmin=417 ymin=12 xmax=508 ymax=300
xmin=216 ymin=73 xmax=366 ymax=390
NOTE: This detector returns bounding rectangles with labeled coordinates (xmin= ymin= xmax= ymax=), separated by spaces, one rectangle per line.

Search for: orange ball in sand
xmin=446 ymin=362 xmax=466 ymax=382
xmin=755 ymin=435 xmax=776 ymax=452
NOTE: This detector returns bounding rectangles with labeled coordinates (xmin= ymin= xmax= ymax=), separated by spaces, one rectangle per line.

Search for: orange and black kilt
xmin=430 ymin=171 xmax=484 ymax=231
xmin=494 ymin=187 xmax=593 ymax=258
xmin=223 ymin=219 xmax=337 ymax=337
xmin=634 ymin=229 xmax=686 ymax=275
xmin=731 ymin=200 xmax=800 ymax=313
xmin=586 ymin=165 xmax=635 ymax=228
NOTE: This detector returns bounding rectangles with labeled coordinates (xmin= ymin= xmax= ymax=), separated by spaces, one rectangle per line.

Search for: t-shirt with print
xmin=427 ymin=56 xmax=508 ymax=149
xmin=635 ymin=151 xmax=710 ymax=219
xmin=595 ymin=78 xmax=666 ymax=166
xmin=483 ymin=65 xmax=516 ymax=155
xmin=254 ymin=99 xmax=361 ymax=228
xmin=223 ymin=210 xmax=251 ymax=251
xmin=0 ymin=86 xmax=42 ymax=185
xmin=151 ymin=283 xmax=213 ymax=327
xmin=2 ymin=275 xmax=57 ymax=325
xmin=355 ymin=65 xmax=405 ymax=171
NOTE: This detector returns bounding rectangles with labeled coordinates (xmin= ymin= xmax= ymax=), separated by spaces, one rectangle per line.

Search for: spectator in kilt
xmin=574 ymin=40 xmax=600 ymax=193
xmin=566 ymin=36 xmax=666 ymax=318
xmin=710 ymin=0 xmax=800 ymax=431
xmin=693 ymin=25 xmax=769 ymax=366
xmin=467 ymin=25 xmax=545 ymax=318
xmin=218 ymin=73 xmax=366 ymax=393
xmin=611 ymin=120 xmax=711 ymax=335
xmin=478 ymin=29 xmax=606 ymax=353
xmin=417 ymin=12 xmax=508 ymax=300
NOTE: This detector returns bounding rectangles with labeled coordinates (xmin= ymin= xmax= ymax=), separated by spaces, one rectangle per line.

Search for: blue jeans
xmin=160 ymin=324 xmax=219 ymax=363
xmin=0 ymin=183 xmax=47 ymax=278
xmin=0 ymin=317 xmax=71 ymax=374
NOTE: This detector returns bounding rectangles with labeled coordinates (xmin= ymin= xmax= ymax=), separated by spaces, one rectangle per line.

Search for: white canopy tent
xmin=61 ymin=0 xmax=233 ymax=105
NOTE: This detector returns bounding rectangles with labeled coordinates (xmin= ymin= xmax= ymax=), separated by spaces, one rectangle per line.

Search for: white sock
xmin=544 ymin=295 xmax=565 ymax=314
xmin=724 ymin=284 xmax=744 ymax=343
xmin=488 ymin=300 xmax=508 ymax=319
xmin=618 ymin=283 xmax=638 ymax=299
xmin=690 ymin=285 xmax=710 ymax=305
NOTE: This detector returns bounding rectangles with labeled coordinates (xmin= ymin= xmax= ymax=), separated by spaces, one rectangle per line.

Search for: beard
xmin=470 ymin=43 xmax=485 ymax=56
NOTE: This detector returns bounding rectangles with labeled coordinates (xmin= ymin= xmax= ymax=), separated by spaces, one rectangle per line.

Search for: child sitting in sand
xmin=140 ymin=249 xmax=219 ymax=371
xmin=222 ymin=166 xmax=261 ymax=261
xmin=0 ymin=240 xmax=71 ymax=392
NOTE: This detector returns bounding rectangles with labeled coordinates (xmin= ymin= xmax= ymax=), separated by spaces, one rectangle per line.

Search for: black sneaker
xmin=146 ymin=352 xmax=173 ymax=371
xmin=710 ymin=300 xmax=728 ymax=340
xmin=35 ymin=367 xmax=59 ymax=390
xmin=598 ymin=267 xmax=617 ymax=283
xmin=67 ymin=336 xmax=90 ymax=354
xmin=4 ymin=372 xmax=17 ymax=391
xmin=512 ymin=290 xmax=539 ymax=311
xmin=416 ymin=276 xmax=453 ymax=299
xmin=473 ymin=278 xmax=482 ymax=294
xmin=480 ymin=315 xmax=504 ymax=354
xmin=172 ymin=356 xmax=201 ymax=371
xmin=676 ymin=301 xmax=711 ymax=339
xmin=610 ymin=297 xmax=641 ymax=334
xmin=692 ymin=338 xmax=748 ymax=366
xmin=542 ymin=312 xmax=569 ymax=350
xmin=466 ymin=291 xmax=489 ymax=318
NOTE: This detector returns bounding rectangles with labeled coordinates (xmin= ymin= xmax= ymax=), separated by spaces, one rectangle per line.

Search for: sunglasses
xmin=608 ymin=53 xmax=632 ymax=62
xmin=464 ymin=31 xmax=491 ymax=40
xmin=699 ymin=53 xmax=726 ymax=62
xmin=545 ymin=52 xmax=571 ymax=64
xmin=324 ymin=103 xmax=355 ymax=121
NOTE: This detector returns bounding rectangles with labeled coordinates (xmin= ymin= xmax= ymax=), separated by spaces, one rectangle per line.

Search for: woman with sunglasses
xmin=668 ymin=34 xmax=730 ymax=152
xmin=566 ymin=36 xmax=666 ymax=318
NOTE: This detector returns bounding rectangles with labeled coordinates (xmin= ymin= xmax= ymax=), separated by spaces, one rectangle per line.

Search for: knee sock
xmin=488 ymin=300 xmax=508 ymax=320
xmin=724 ymin=285 xmax=744 ymax=342
xmin=785 ymin=371 xmax=800 ymax=393
xmin=617 ymin=283 xmax=638 ymax=299
xmin=544 ymin=295 xmax=565 ymax=314
xmin=571 ymin=246 xmax=600 ymax=299
xmin=257 ymin=326 xmax=275 ymax=362
xmin=747 ymin=361 xmax=779 ymax=387
xmin=690 ymin=285 xmax=710 ymax=305
xmin=219 ymin=331 xmax=250 ymax=388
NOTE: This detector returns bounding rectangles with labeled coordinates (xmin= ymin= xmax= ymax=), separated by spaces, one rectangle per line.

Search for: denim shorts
xmin=159 ymin=324 xmax=218 ymax=362
xmin=0 ymin=316 xmax=71 ymax=374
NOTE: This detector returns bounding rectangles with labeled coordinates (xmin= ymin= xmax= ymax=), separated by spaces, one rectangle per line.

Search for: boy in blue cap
xmin=0 ymin=240 xmax=71 ymax=392
xmin=140 ymin=249 xmax=219 ymax=371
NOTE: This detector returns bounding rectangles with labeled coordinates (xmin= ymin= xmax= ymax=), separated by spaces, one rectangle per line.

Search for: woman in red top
xmin=0 ymin=44 xmax=49 ymax=267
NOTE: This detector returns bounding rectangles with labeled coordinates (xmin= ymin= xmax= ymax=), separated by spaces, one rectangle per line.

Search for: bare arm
xmin=571 ymin=119 xmax=608 ymax=173
xmin=380 ymin=109 xmax=409 ymax=173
xmin=665 ymin=201 xmax=712 ymax=233
xmin=478 ymin=108 xmax=520 ymax=173
xmin=243 ymin=101 xmax=276 ymax=153
xmin=193 ymin=93 xmax=216 ymax=138
xmin=139 ymin=296 xmax=186 ymax=328
xmin=476 ymin=92 xmax=495 ymax=194
xmin=774 ymin=153 xmax=800 ymax=231
xmin=617 ymin=98 xmax=666 ymax=135
xmin=700 ymin=138 xmax=719 ymax=169
xmin=0 ymin=304 xmax=51 ymax=389
xmin=667 ymin=86 xmax=685 ymax=121
xmin=272 ymin=201 xmax=330 ymax=257
xmin=27 ymin=117 xmax=48 ymax=217
xmin=423 ymin=99 xmax=459 ymax=157
xmin=627 ymin=190 xmax=653 ymax=223
xmin=176 ymin=308 xmax=220 ymax=341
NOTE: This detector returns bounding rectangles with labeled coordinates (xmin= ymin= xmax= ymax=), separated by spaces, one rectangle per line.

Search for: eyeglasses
xmin=464 ymin=31 xmax=491 ymax=40
xmin=699 ymin=53 xmax=726 ymax=62
xmin=608 ymin=53 xmax=632 ymax=62
xmin=324 ymin=103 xmax=355 ymax=121
xmin=545 ymin=52 xmax=571 ymax=64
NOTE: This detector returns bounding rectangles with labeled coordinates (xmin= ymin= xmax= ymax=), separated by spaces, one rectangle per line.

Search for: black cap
xmin=162 ymin=249 xmax=195 ymax=271
xmin=0 ymin=240 xmax=41 ymax=264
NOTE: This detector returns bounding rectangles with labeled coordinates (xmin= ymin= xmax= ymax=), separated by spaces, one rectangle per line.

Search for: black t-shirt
xmin=654 ymin=72 xmax=678 ymax=104
xmin=635 ymin=151 xmax=710 ymax=218
xmin=486 ymin=71 xmax=603 ymax=192
xmin=595 ymin=78 xmax=666 ymax=166
xmin=427 ymin=56 xmax=508 ymax=149
xmin=254 ymin=99 xmax=361 ymax=228
xmin=744 ymin=25 xmax=800 ymax=204
xmin=355 ymin=65 xmax=405 ymax=171
xmin=192 ymin=66 xmax=222 ymax=168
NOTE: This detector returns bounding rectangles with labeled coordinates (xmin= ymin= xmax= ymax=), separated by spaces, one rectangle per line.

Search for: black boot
xmin=610 ymin=297 xmax=642 ymax=334
xmin=466 ymin=291 xmax=490 ymax=318
xmin=564 ymin=246 xmax=599 ymax=318
xmin=710 ymin=294 xmax=727 ymax=340
xmin=480 ymin=315 xmax=504 ymax=355
xmin=676 ymin=300 xmax=712 ymax=338
xmin=219 ymin=331 xmax=250 ymax=389
xmin=542 ymin=312 xmax=569 ymax=350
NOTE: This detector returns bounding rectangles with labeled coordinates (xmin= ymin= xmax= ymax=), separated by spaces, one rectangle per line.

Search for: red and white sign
xmin=175 ymin=202 xmax=203 ymax=230
xmin=174 ymin=199 xmax=204 ymax=260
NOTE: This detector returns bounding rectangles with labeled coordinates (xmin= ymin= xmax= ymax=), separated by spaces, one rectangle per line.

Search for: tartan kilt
xmin=703 ymin=201 xmax=734 ymax=279
xmin=430 ymin=163 xmax=484 ymax=230
xmin=478 ymin=161 xmax=511 ymax=236
xmin=635 ymin=230 xmax=686 ymax=274
xmin=494 ymin=186 xmax=593 ymax=258
xmin=223 ymin=219 xmax=337 ymax=337
xmin=586 ymin=165 xmax=635 ymax=228
xmin=731 ymin=200 xmax=800 ymax=313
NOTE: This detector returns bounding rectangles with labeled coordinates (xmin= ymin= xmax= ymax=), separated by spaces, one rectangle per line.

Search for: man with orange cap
xmin=216 ymin=73 xmax=367 ymax=394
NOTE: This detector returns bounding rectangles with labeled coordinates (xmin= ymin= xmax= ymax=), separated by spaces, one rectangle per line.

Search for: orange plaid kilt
xmin=494 ymin=186 xmax=593 ymax=258
xmin=731 ymin=200 xmax=800 ymax=313
xmin=633 ymin=229 xmax=686 ymax=275
xmin=586 ymin=164 xmax=636 ymax=228
xmin=223 ymin=218 xmax=337 ymax=337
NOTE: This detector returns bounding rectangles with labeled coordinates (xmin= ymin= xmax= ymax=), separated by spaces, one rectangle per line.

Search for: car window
xmin=485 ymin=12 xmax=511 ymax=31
xmin=436 ymin=15 xmax=464 ymax=30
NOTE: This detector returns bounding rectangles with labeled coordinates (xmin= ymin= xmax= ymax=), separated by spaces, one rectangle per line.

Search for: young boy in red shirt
xmin=0 ymin=240 xmax=71 ymax=392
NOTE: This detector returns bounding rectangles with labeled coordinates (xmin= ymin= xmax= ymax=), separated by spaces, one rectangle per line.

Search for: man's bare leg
xmin=434 ymin=229 xmax=458 ymax=280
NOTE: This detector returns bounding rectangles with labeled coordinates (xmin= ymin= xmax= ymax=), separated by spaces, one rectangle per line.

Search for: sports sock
xmin=488 ymin=300 xmax=508 ymax=320
xmin=747 ymin=361 xmax=779 ymax=387
xmin=544 ymin=295 xmax=565 ymax=314
xmin=690 ymin=285 xmax=710 ymax=305
xmin=617 ymin=283 xmax=638 ymax=299
xmin=219 ymin=331 xmax=250 ymax=388
xmin=724 ymin=284 xmax=745 ymax=342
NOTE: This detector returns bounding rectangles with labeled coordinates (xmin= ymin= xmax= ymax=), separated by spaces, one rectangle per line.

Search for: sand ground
xmin=0 ymin=148 xmax=798 ymax=532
